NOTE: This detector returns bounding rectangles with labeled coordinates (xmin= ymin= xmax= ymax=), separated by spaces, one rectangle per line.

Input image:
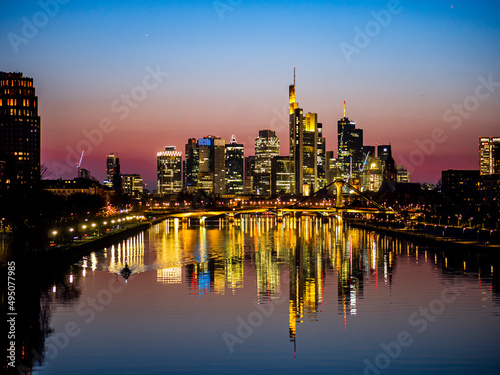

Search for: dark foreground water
xmin=12 ymin=217 xmax=500 ymax=374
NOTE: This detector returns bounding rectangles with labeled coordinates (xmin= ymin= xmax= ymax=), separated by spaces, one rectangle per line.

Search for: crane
xmin=76 ymin=150 xmax=84 ymax=177
xmin=359 ymin=151 xmax=370 ymax=173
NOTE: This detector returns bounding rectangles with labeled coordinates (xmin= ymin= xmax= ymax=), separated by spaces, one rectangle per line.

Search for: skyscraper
xmin=184 ymin=138 xmax=199 ymax=192
xmin=377 ymin=144 xmax=392 ymax=170
xmin=244 ymin=156 xmax=255 ymax=194
xmin=337 ymin=101 xmax=363 ymax=182
xmin=317 ymin=122 xmax=326 ymax=189
xmin=105 ymin=153 xmax=121 ymax=191
xmin=254 ymin=129 xmax=280 ymax=196
xmin=479 ymin=137 xmax=500 ymax=175
xmin=157 ymin=146 xmax=182 ymax=194
xmin=289 ymin=69 xmax=320 ymax=195
xmin=0 ymin=72 xmax=40 ymax=187
xmin=272 ymin=156 xmax=294 ymax=195
xmin=289 ymin=69 xmax=303 ymax=194
xmin=197 ymin=135 xmax=225 ymax=195
xmin=225 ymin=135 xmax=244 ymax=195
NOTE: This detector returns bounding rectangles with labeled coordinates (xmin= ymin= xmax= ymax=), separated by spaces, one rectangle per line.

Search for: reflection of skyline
xmin=14 ymin=217 xmax=500 ymax=372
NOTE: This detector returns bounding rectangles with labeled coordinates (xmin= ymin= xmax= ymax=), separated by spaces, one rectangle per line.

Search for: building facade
xmin=254 ymin=129 xmax=280 ymax=196
xmin=0 ymin=72 xmax=40 ymax=188
xmin=184 ymin=138 xmax=199 ymax=192
xmin=197 ymin=136 xmax=225 ymax=195
xmin=225 ymin=135 xmax=244 ymax=195
xmin=337 ymin=104 xmax=363 ymax=182
xmin=288 ymin=70 xmax=322 ymax=195
xmin=105 ymin=153 xmax=121 ymax=190
xmin=272 ymin=156 xmax=294 ymax=195
xmin=122 ymin=174 xmax=144 ymax=196
xmin=479 ymin=137 xmax=500 ymax=175
xmin=157 ymin=146 xmax=182 ymax=194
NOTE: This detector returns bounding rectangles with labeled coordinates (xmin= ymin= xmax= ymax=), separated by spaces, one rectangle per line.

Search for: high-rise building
xmin=254 ymin=129 xmax=280 ymax=196
xmin=225 ymin=135 xmax=244 ymax=195
xmin=377 ymin=144 xmax=392 ymax=170
xmin=105 ymin=153 xmax=121 ymax=191
xmin=317 ymin=122 xmax=326 ymax=189
xmin=363 ymin=157 xmax=383 ymax=192
xmin=337 ymin=101 xmax=363 ymax=182
xmin=380 ymin=148 xmax=397 ymax=192
xmin=157 ymin=146 xmax=182 ymax=194
xmin=479 ymin=137 xmax=500 ymax=175
xmin=244 ymin=156 xmax=255 ymax=194
xmin=0 ymin=72 xmax=40 ymax=187
xmin=184 ymin=138 xmax=199 ymax=192
xmin=289 ymin=69 xmax=320 ymax=195
xmin=122 ymin=174 xmax=144 ymax=196
xmin=325 ymin=151 xmax=340 ymax=190
xmin=197 ymin=135 xmax=225 ymax=195
xmin=272 ymin=156 xmax=294 ymax=195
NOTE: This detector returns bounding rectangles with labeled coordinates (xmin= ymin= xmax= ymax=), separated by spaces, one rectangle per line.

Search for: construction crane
xmin=76 ymin=150 xmax=84 ymax=177
xmin=359 ymin=151 xmax=370 ymax=173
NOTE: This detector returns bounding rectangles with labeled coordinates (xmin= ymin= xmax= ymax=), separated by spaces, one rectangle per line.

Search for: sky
xmin=1 ymin=0 xmax=499 ymax=187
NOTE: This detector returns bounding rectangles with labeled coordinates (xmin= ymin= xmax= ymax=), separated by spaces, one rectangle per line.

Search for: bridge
xmin=146 ymin=179 xmax=396 ymax=224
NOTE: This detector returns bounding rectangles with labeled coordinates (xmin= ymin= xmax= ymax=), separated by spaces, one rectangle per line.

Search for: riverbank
xmin=0 ymin=215 xmax=168 ymax=271
xmin=345 ymin=218 xmax=500 ymax=250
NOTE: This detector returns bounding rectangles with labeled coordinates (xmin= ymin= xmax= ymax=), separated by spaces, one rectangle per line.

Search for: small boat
xmin=121 ymin=263 xmax=132 ymax=280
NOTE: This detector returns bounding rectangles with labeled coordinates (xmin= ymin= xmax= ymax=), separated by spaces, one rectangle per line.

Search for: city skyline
xmin=1 ymin=0 xmax=499 ymax=187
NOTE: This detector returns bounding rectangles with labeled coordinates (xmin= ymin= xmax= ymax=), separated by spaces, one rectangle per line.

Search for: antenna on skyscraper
xmin=293 ymin=66 xmax=295 ymax=85
xmin=343 ymin=100 xmax=346 ymax=118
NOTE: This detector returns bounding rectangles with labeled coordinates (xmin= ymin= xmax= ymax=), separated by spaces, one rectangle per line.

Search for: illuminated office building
xmin=337 ymin=101 xmax=363 ymax=182
xmin=254 ymin=129 xmax=280 ymax=196
xmin=157 ymin=146 xmax=182 ymax=194
xmin=122 ymin=174 xmax=144 ymax=196
xmin=377 ymin=144 xmax=392 ymax=170
xmin=225 ymin=135 xmax=244 ymax=195
xmin=289 ymin=69 xmax=320 ymax=195
xmin=317 ymin=122 xmax=326 ymax=189
xmin=184 ymin=138 xmax=199 ymax=192
xmin=197 ymin=135 xmax=225 ymax=195
xmin=244 ymin=156 xmax=255 ymax=194
xmin=396 ymin=166 xmax=410 ymax=183
xmin=272 ymin=156 xmax=294 ymax=195
xmin=479 ymin=137 xmax=500 ymax=175
xmin=362 ymin=157 xmax=383 ymax=191
xmin=105 ymin=153 xmax=121 ymax=191
xmin=0 ymin=72 xmax=40 ymax=187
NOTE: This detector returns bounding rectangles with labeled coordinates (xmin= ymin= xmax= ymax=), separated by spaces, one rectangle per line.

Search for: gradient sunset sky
xmin=1 ymin=0 xmax=499 ymax=187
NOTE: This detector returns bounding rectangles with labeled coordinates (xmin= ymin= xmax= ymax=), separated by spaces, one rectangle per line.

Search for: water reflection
xmin=1 ymin=264 xmax=81 ymax=373
xmin=7 ymin=216 xmax=500 ymax=373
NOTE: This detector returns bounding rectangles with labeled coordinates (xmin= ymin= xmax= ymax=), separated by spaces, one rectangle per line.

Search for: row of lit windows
xmin=1 ymin=88 xmax=35 ymax=96
xmin=0 ymin=79 xmax=33 ymax=87
xmin=1 ymin=108 xmax=37 ymax=116
xmin=0 ymin=122 xmax=39 ymax=127
xmin=0 ymin=99 xmax=36 ymax=107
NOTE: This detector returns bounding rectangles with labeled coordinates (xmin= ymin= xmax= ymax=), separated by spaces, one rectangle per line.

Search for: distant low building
xmin=396 ymin=165 xmax=410 ymax=183
xmin=42 ymin=178 xmax=103 ymax=197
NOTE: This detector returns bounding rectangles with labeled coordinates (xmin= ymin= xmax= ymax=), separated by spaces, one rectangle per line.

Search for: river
xmin=7 ymin=216 xmax=500 ymax=374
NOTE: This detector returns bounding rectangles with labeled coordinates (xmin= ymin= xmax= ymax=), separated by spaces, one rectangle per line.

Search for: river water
xmin=17 ymin=217 xmax=500 ymax=374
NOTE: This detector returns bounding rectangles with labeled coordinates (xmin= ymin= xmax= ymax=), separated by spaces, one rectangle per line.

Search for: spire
xmin=293 ymin=66 xmax=295 ymax=86
xmin=343 ymin=100 xmax=346 ymax=118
